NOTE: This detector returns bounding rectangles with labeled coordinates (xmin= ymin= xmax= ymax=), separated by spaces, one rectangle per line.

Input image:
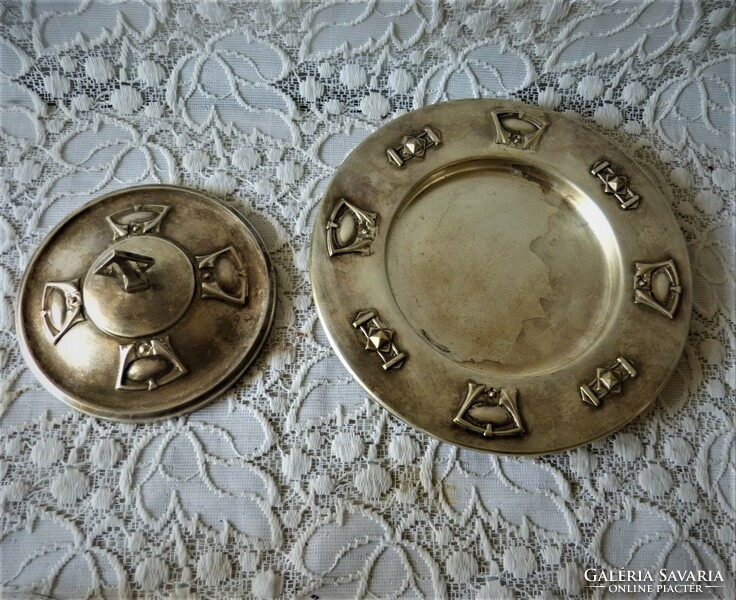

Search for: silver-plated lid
xmin=17 ymin=185 xmax=275 ymax=422
xmin=311 ymin=99 xmax=691 ymax=455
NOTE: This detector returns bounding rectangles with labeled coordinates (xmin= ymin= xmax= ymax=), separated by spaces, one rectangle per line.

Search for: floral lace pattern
xmin=0 ymin=1 xmax=734 ymax=598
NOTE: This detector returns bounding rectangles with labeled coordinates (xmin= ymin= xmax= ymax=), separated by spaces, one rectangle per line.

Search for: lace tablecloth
xmin=0 ymin=1 xmax=733 ymax=598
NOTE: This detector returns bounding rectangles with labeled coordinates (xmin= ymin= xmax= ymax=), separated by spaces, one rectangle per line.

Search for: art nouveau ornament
xmin=352 ymin=310 xmax=407 ymax=370
xmin=590 ymin=160 xmax=641 ymax=209
xmin=489 ymin=109 xmax=549 ymax=150
xmin=17 ymin=185 xmax=275 ymax=422
xmin=40 ymin=280 xmax=85 ymax=344
xmin=311 ymin=99 xmax=691 ymax=454
xmin=579 ymin=356 xmax=638 ymax=408
xmin=386 ymin=125 xmax=442 ymax=167
xmin=633 ymin=259 xmax=682 ymax=319
xmin=454 ymin=382 xmax=525 ymax=438
xmin=326 ymin=198 xmax=379 ymax=257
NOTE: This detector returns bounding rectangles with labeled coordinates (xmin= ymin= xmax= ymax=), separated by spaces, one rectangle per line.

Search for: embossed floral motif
xmin=0 ymin=511 xmax=128 ymax=598
xmin=298 ymin=1 xmax=438 ymax=61
xmin=542 ymin=0 xmax=699 ymax=72
xmin=31 ymin=1 xmax=165 ymax=54
xmin=120 ymin=404 xmax=281 ymax=545
xmin=26 ymin=117 xmax=178 ymax=230
xmin=289 ymin=505 xmax=444 ymax=599
xmin=591 ymin=502 xmax=735 ymax=597
xmin=285 ymin=355 xmax=370 ymax=430
xmin=425 ymin=443 xmax=580 ymax=540
xmin=415 ymin=41 xmax=533 ymax=106
xmin=647 ymin=54 xmax=736 ymax=157
xmin=167 ymin=29 xmax=296 ymax=141
xmin=695 ymin=407 xmax=735 ymax=514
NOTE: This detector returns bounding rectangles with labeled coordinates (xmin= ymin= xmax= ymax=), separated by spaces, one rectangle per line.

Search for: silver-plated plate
xmin=311 ymin=99 xmax=691 ymax=455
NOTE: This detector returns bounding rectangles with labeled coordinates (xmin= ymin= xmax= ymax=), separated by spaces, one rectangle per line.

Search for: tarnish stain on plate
xmin=311 ymin=99 xmax=691 ymax=455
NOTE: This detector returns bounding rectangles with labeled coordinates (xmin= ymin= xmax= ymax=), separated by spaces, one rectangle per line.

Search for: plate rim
xmin=311 ymin=99 xmax=692 ymax=455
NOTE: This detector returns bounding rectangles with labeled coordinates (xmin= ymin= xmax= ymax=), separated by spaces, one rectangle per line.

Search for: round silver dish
xmin=311 ymin=99 xmax=691 ymax=455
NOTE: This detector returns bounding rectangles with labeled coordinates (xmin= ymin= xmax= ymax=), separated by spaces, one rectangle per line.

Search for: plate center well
xmin=386 ymin=161 xmax=620 ymax=377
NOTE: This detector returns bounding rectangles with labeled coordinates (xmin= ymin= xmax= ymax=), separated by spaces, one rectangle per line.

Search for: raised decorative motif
xmin=196 ymin=246 xmax=248 ymax=304
xmin=580 ymin=356 xmax=637 ymax=407
xmin=387 ymin=126 xmax=441 ymax=167
xmin=490 ymin=109 xmax=549 ymax=150
xmin=454 ymin=382 xmax=525 ymax=437
xmin=94 ymin=249 xmax=156 ymax=293
xmin=40 ymin=280 xmax=84 ymax=344
xmin=326 ymin=198 xmax=378 ymax=257
xmin=634 ymin=259 xmax=682 ymax=319
xmin=106 ymin=204 xmax=170 ymax=239
xmin=352 ymin=310 xmax=406 ymax=370
xmin=116 ymin=336 xmax=188 ymax=391
xmin=590 ymin=161 xmax=641 ymax=209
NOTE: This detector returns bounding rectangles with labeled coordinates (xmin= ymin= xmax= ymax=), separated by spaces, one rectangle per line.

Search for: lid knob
xmin=94 ymin=249 xmax=156 ymax=293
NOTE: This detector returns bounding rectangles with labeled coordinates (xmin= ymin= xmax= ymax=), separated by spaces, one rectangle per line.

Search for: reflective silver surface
xmin=18 ymin=185 xmax=275 ymax=422
xmin=311 ymin=99 xmax=691 ymax=455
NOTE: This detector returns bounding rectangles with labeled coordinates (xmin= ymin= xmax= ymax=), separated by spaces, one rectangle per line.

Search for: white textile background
xmin=0 ymin=1 xmax=734 ymax=598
